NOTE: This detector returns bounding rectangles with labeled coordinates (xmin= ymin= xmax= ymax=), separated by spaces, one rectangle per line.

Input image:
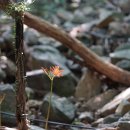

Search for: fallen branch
xmin=24 ymin=12 xmax=130 ymax=85
xmin=1 ymin=1 xmax=130 ymax=85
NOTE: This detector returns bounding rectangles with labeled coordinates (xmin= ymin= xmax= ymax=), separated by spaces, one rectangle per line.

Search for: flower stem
xmin=0 ymin=104 xmax=1 ymax=126
xmin=45 ymin=79 xmax=53 ymax=130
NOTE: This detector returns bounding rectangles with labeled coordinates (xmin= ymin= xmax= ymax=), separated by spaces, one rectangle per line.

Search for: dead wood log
xmin=1 ymin=2 xmax=130 ymax=85
xmin=24 ymin=12 xmax=130 ymax=85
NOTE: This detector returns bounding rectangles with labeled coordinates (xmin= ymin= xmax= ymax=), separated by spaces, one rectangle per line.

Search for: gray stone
xmin=28 ymin=45 xmax=67 ymax=69
xmin=115 ymin=100 xmax=130 ymax=116
xmin=40 ymin=93 xmax=76 ymax=123
xmin=0 ymin=68 xmax=6 ymax=81
xmin=115 ymin=43 xmax=130 ymax=51
xmin=1 ymin=112 xmax=16 ymax=127
xmin=109 ymin=22 xmax=130 ymax=36
xmin=30 ymin=125 xmax=45 ymax=130
xmin=27 ymin=70 xmax=76 ymax=97
xmin=0 ymin=84 xmax=16 ymax=126
xmin=24 ymin=28 xmax=40 ymax=46
xmin=85 ymin=89 xmax=118 ymax=111
xmin=75 ymin=69 xmax=102 ymax=101
xmin=27 ymin=45 xmax=77 ymax=97
xmin=103 ymin=114 xmax=121 ymax=124
xmin=0 ymin=56 xmax=16 ymax=77
xmin=25 ymin=87 xmax=34 ymax=99
xmin=119 ymin=111 xmax=130 ymax=121
xmin=116 ymin=60 xmax=130 ymax=71
xmin=118 ymin=121 xmax=130 ymax=130
xmin=97 ymin=87 xmax=130 ymax=117
xmin=0 ymin=84 xmax=16 ymax=113
xmin=72 ymin=10 xmax=88 ymax=23
xmin=57 ymin=10 xmax=74 ymax=21
xmin=110 ymin=49 xmax=130 ymax=64
xmin=79 ymin=111 xmax=94 ymax=123
xmin=90 ymin=45 xmax=104 ymax=56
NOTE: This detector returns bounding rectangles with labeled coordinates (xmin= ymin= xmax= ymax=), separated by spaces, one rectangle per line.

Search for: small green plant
xmin=5 ymin=0 xmax=35 ymax=17
xmin=6 ymin=2 xmax=29 ymax=16
xmin=41 ymin=66 xmax=63 ymax=130
xmin=0 ymin=93 xmax=5 ymax=126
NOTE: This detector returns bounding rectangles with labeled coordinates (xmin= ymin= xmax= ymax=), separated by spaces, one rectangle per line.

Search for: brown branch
xmin=24 ymin=12 xmax=130 ymax=85
xmin=1 ymin=1 xmax=130 ymax=85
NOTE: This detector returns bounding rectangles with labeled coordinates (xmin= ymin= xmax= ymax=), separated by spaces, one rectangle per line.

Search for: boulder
xmin=90 ymin=45 xmax=104 ymax=56
xmin=78 ymin=111 xmax=94 ymax=123
xmin=75 ymin=69 xmax=102 ymax=101
xmin=84 ymin=89 xmax=118 ymax=111
xmin=119 ymin=111 xmax=130 ymax=121
xmin=24 ymin=28 xmax=40 ymax=46
xmin=116 ymin=60 xmax=130 ymax=71
xmin=40 ymin=93 xmax=76 ymax=123
xmin=110 ymin=43 xmax=130 ymax=65
xmin=103 ymin=114 xmax=121 ymax=124
xmin=0 ymin=84 xmax=16 ymax=126
xmin=27 ymin=45 xmax=68 ymax=70
xmin=116 ymin=100 xmax=130 ymax=116
xmin=0 ymin=84 xmax=16 ymax=113
xmin=57 ymin=10 xmax=74 ymax=21
xmin=27 ymin=69 xmax=76 ymax=97
xmin=118 ymin=121 xmax=130 ymax=130
xmin=97 ymin=87 xmax=130 ymax=116
xmin=0 ymin=68 xmax=6 ymax=82
xmin=30 ymin=125 xmax=45 ymax=130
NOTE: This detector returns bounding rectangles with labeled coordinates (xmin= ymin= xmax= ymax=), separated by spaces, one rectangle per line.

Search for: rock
xmin=1 ymin=112 xmax=16 ymax=127
xmin=109 ymin=22 xmax=130 ymax=36
xmin=28 ymin=45 xmax=67 ymax=69
xmin=57 ymin=10 xmax=74 ymax=21
xmin=109 ymin=0 xmax=130 ymax=14
xmin=2 ymin=29 xmax=13 ymax=47
xmin=110 ymin=49 xmax=130 ymax=64
xmin=27 ymin=99 xmax=42 ymax=109
xmin=110 ymin=43 xmax=130 ymax=64
xmin=75 ymin=69 xmax=102 ymax=101
xmin=115 ymin=43 xmax=130 ymax=51
xmin=118 ymin=121 xmax=130 ymax=130
xmin=79 ymin=111 xmax=94 ymax=123
xmin=72 ymin=10 xmax=88 ymax=23
xmin=38 ymin=37 xmax=66 ymax=52
xmin=119 ymin=111 xmax=130 ymax=121
xmin=25 ymin=87 xmax=34 ymax=99
xmin=24 ymin=28 xmax=40 ymax=46
xmin=103 ymin=114 xmax=121 ymax=124
xmin=27 ymin=69 xmax=76 ymax=97
xmin=115 ymin=100 xmax=130 ymax=116
xmin=27 ymin=45 xmax=77 ymax=97
xmin=40 ymin=93 xmax=76 ymax=123
xmin=97 ymin=9 xmax=114 ymax=28
xmin=116 ymin=60 xmax=130 ymax=71
xmin=90 ymin=45 xmax=104 ymax=56
xmin=92 ymin=118 xmax=104 ymax=127
xmin=0 ymin=84 xmax=16 ymax=126
xmin=97 ymin=87 xmax=130 ymax=117
xmin=30 ymin=125 xmax=45 ymax=130
xmin=0 ymin=84 xmax=16 ymax=113
xmin=0 ymin=68 xmax=6 ymax=81
xmin=84 ymin=89 xmax=118 ymax=111
xmin=0 ymin=56 xmax=16 ymax=77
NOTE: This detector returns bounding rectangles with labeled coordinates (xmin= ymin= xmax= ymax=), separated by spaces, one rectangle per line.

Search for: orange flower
xmin=50 ymin=66 xmax=63 ymax=77
xmin=41 ymin=66 xmax=63 ymax=80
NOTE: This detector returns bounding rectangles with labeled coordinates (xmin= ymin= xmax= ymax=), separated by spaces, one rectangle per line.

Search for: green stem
xmin=45 ymin=79 xmax=53 ymax=130
xmin=0 ymin=104 xmax=1 ymax=126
